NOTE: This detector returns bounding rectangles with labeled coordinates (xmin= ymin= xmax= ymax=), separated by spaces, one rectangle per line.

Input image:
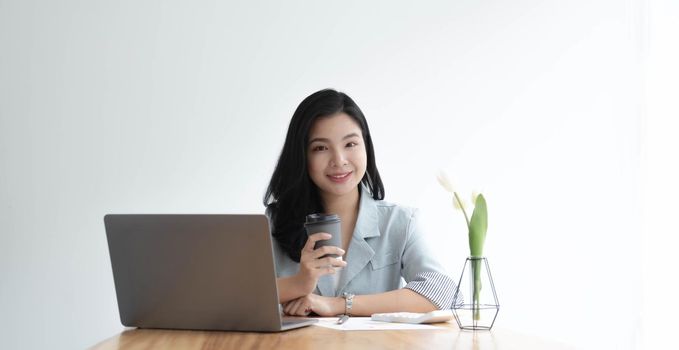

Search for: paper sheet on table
xmin=311 ymin=317 xmax=446 ymax=331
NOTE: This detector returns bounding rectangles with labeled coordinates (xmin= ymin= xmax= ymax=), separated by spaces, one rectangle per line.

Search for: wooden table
xmin=91 ymin=322 xmax=574 ymax=350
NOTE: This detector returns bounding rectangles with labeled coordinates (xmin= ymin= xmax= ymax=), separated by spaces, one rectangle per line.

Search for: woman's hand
xmin=294 ymin=232 xmax=347 ymax=296
xmin=283 ymin=293 xmax=343 ymax=317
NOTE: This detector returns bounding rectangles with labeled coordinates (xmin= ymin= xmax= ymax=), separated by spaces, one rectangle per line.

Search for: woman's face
xmin=307 ymin=113 xmax=367 ymax=200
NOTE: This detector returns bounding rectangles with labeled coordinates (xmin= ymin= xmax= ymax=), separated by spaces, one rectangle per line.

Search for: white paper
xmin=311 ymin=317 xmax=446 ymax=331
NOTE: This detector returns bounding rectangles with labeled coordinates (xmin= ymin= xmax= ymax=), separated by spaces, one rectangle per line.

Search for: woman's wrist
xmin=291 ymin=274 xmax=312 ymax=296
xmin=332 ymin=296 xmax=346 ymax=316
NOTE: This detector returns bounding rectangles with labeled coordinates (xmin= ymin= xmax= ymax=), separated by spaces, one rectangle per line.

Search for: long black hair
xmin=263 ymin=89 xmax=384 ymax=262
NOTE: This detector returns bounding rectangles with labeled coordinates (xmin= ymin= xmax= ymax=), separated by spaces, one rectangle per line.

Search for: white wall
xmin=1 ymin=1 xmax=673 ymax=349
xmin=640 ymin=0 xmax=679 ymax=348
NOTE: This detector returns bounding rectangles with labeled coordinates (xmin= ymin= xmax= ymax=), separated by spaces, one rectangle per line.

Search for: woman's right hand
xmin=295 ymin=232 xmax=347 ymax=295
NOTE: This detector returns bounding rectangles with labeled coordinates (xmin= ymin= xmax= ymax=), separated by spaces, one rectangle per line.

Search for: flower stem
xmin=472 ymin=259 xmax=482 ymax=321
xmin=454 ymin=192 xmax=470 ymax=228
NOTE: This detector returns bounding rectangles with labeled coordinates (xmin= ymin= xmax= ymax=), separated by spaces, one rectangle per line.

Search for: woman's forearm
xmin=277 ymin=275 xmax=307 ymax=304
xmin=339 ymin=289 xmax=438 ymax=316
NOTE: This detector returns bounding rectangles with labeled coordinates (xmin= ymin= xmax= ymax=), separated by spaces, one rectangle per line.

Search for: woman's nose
xmin=330 ymin=150 xmax=348 ymax=167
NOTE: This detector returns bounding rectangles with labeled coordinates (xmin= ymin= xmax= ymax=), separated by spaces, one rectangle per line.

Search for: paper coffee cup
xmin=304 ymin=213 xmax=342 ymax=258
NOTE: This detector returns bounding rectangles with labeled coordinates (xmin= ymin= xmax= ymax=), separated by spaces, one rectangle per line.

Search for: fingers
xmin=283 ymin=299 xmax=300 ymax=315
xmin=310 ymin=246 xmax=346 ymax=260
xmin=300 ymin=256 xmax=347 ymax=274
xmin=296 ymin=233 xmax=347 ymax=291
xmin=320 ymin=256 xmax=347 ymax=268
xmin=303 ymin=232 xmax=331 ymax=252
xmin=292 ymin=300 xmax=312 ymax=316
xmin=284 ymin=297 xmax=311 ymax=316
xmin=283 ymin=298 xmax=298 ymax=315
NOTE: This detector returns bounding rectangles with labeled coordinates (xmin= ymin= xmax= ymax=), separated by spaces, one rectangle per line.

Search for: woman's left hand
xmin=283 ymin=294 xmax=340 ymax=317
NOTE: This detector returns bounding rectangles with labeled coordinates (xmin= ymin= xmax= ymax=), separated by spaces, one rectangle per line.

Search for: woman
xmin=263 ymin=89 xmax=458 ymax=317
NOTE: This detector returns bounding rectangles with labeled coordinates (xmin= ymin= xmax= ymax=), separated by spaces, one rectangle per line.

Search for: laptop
xmin=104 ymin=214 xmax=317 ymax=332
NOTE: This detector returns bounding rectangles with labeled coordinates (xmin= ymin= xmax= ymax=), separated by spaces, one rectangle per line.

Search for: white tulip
xmin=436 ymin=170 xmax=455 ymax=193
xmin=453 ymin=195 xmax=468 ymax=211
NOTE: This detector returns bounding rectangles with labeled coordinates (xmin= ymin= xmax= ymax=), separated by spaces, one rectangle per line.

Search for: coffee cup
xmin=304 ymin=213 xmax=342 ymax=258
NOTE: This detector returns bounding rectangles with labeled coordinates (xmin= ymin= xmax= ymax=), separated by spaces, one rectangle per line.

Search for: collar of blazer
xmin=317 ymin=185 xmax=381 ymax=297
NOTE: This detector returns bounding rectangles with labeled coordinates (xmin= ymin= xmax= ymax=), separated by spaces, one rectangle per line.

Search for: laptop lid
xmin=104 ymin=214 xmax=316 ymax=332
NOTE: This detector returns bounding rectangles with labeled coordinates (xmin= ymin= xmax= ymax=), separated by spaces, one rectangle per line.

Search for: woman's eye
xmin=312 ymin=145 xmax=327 ymax=152
xmin=346 ymin=142 xmax=358 ymax=148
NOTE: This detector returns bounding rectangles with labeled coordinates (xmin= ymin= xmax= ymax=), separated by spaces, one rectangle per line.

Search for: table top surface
xmin=90 ymin=321 xmax=574 ymax=350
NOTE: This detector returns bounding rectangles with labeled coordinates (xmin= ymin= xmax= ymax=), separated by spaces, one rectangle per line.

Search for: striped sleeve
xmin=404 ymin=271 xmax=464 ymax=309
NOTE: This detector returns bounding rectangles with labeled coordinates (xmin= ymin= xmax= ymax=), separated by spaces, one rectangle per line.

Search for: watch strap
xmin=342 ymin=292 xmax=355 ymax=316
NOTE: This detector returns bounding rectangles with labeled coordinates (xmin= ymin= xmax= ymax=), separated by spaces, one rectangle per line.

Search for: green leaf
xmin=468 ymin=194 xmax=488 ymax=257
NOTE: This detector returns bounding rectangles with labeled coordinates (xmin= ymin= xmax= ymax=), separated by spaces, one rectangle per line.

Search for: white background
xmin=1 ymin=1 xmax=676 ymax=349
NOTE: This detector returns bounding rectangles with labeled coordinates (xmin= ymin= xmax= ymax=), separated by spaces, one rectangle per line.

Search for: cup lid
xmin=305 ymin=213 xmax=340 ymax=224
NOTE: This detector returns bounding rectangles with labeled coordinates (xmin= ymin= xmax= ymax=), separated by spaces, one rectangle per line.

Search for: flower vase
xmin=452 ymin=256 xmax=499 ymax=330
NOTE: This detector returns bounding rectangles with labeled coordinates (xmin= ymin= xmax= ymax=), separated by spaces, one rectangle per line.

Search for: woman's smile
xmin=327 ymin=171 xmax=353 ymax=183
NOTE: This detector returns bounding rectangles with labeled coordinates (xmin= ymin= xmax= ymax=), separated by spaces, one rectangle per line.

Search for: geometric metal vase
xmin=452 ymin=257 xmax=500 ymax=330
